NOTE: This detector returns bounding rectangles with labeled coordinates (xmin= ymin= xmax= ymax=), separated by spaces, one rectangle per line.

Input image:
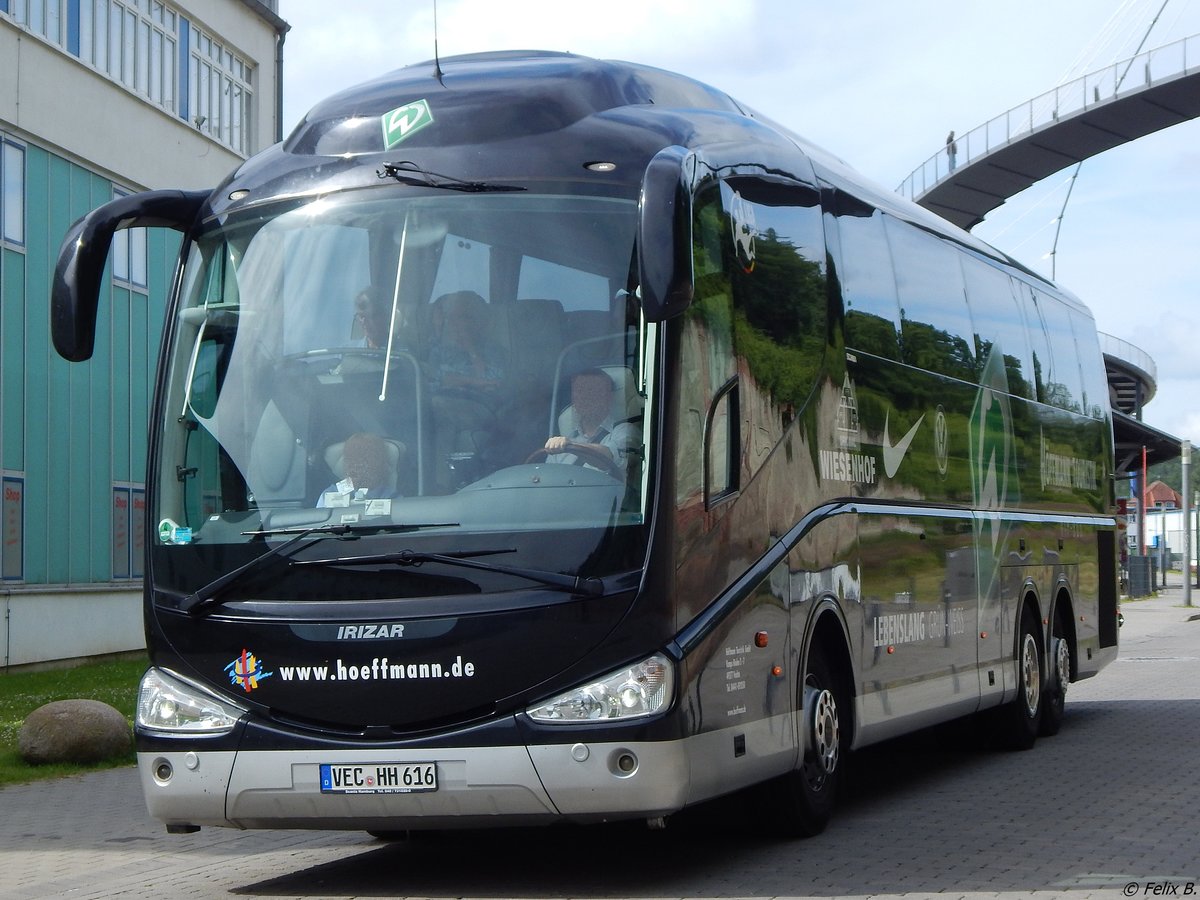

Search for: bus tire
xmin=997 ymin=605 xmax=1043 ymax=750
xmin=763 ymin=641 xmax=845 ymax=837
xmin=1039 ymin=607 xmax=1071 ymax=737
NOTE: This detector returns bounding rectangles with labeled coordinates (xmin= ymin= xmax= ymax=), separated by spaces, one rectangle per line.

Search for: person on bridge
xmin=946 ymin=130 xmax=958 ymax=171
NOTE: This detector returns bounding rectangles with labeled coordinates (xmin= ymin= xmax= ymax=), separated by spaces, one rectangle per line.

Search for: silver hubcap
xmin=807 ymin=686 xmax=840 ymax=775
xmin=1020 ymin=632 xmax=1041 ymax=717
xmin=1053 ymin=636 xmax=1070 ymax=696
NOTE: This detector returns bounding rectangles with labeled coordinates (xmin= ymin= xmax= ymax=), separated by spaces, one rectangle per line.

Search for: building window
xmin=8 ymin=2 xmax=254 ymax=156
xmin=189 ymin=23 xmax=253 ymax=155
xmin=1 ymin=140 xmax=25 ymax=247
xmin=78 ymin=0 xmax=179 ymax=116
xmin=112 ymin=188 xmax=148 ymax=289
xmin=111 ymin=483 xmax=144 ymax=579
xmin=4 ymin=0 xmax=66 ymax=47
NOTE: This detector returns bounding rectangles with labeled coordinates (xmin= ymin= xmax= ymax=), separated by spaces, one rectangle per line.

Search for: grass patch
xmin=0 ymin=657 xmax=147 ymax=787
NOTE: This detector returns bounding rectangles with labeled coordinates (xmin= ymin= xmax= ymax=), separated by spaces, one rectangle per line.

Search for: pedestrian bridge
xmin=1099 ymin=333 xmax=1179 ymax=470
xmin=898 ymin=32 xmax=1200 ymax=231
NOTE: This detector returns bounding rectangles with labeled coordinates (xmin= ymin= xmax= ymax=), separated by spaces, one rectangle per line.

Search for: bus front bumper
xmin=137 ymin=739 xmax=692 ymax=831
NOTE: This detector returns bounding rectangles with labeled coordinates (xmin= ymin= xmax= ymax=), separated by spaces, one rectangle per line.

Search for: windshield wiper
xmin=179 ymin=521 xmax=459 ymax=616
xmin=378 ymin=160 xmax=525 ymax=193
xmin=294 ymin=548 xmax=604 ymax=597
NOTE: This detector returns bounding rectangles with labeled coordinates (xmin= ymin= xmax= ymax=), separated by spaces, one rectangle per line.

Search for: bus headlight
xmin=136 ymin=667 xmax=247 ymax=735
xmin=527 ymin=654 xmax=674 ymax=722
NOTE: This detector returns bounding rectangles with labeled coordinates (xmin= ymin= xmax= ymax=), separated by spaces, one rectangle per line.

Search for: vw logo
xmin=934 ymin=406 xmax=949 ymax=477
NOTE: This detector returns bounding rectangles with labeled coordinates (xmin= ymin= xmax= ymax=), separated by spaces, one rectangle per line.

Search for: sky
xmin=276 ymin=0 xmax=1200 ymax=444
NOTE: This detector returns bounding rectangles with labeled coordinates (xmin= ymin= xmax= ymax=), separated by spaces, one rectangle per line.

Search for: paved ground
xmin=2 ymin=587 xmax=1198 ymax=899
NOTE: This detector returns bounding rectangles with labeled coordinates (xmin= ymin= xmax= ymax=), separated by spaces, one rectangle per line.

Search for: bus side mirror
xmin=52 ymin=189 xmax=210 ymax=362
xmin=638 ymin=146 xmax=694 ymax=322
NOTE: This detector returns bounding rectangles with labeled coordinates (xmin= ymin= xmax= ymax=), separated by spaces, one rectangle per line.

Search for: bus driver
xmin=544 ymin=368 xmax=639 ymax=474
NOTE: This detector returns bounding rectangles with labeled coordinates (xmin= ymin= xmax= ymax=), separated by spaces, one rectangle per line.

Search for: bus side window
xmin=832 ymin=201 xmax=901 ymax=362
xmin=884 ymin=217 xmax=976 ymax=382
xmin=682 ymin=176 xmax=827 ymax=509
xmin=1014 ymin=281 xmax=1053 ymax=406
xmin=706 ymin=378 xmax=739 ymax=507
xmin=1032 ymin=288 xmax=1086 ymax=413
xmin=676 ymin=185 xmax=737 ymax=519
xmin=960 ymin=256 xmax=1035 ymax=399
xmin=1070 ymin=309 xmax=1110 ymax=420
xmin=723 ymin=176 xmax=827 ymax=440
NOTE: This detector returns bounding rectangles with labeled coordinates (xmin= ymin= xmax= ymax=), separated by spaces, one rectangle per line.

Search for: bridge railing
xmin=1099 ymin=332 xmax=1157 ymax=384
xmin=897 ymin=32 xmax=1200 ymax=201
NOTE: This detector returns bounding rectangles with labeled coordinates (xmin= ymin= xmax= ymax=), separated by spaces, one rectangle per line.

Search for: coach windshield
xmin=152 ymin=188 xmax=652 ymax=597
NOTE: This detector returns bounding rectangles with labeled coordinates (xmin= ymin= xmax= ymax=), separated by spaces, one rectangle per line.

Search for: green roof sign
xmin=382 ymin=100 xmax=434 ymax=149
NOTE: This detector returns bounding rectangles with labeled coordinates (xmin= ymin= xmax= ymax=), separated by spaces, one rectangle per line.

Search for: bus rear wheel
xmin=995 ymin=605 xmax=1043 ymax=750
xmin=762 ymin=643 xmax=845 ymax=837
xmin=1039 ymin=608 xmax=1071 ymax=736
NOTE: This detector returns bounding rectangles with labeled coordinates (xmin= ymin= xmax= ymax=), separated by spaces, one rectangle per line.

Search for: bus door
xmin=857 ymin=509 xmax=979 ymax=741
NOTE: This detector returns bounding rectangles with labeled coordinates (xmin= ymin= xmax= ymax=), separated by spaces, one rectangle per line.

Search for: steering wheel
xmin=524 ymin=443 xmax=623 ymax=480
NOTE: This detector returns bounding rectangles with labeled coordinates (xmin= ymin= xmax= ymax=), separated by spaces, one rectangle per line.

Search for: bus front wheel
xmin=762 ymin=642 xmax=845 ymax=837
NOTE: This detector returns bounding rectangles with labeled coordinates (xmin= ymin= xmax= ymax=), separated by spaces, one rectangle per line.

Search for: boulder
xmin=18 ymin=699 xmax=132 ymax=765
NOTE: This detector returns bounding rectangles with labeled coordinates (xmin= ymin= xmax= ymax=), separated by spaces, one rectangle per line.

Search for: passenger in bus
xmin=545 ymin=367 xmax=639 ymax=474
xmin=332 ymin=287 xmax=397 ymax=375
xmin=317 ymin=432 xmax=406 ymax=507
xmin=423 ymin=291 xmax=511 ymax=489
xmin=426 ymin=291 xmax=505 ymax=393
xmin=356 ymin=287 xmax=393 ymax=349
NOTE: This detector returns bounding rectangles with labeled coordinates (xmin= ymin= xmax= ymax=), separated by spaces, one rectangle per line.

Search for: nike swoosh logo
xmin=882 ymin=411 xmax=925 ymax=479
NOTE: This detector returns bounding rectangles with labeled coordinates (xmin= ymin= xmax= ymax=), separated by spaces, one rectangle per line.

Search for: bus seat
xmin=563 ymin=309 xmax=615 ymax=348
xmin=246 ymin=400 xmax=308 ymax=503
xmin=502 ymin=298 xmax=564 ymax=388
xmin=423 ymin=291 xmax=500 ymax=377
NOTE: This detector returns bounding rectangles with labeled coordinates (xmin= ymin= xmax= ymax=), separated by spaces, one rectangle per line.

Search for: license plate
xmin=319 ymin=762 xmax=438 ymax=794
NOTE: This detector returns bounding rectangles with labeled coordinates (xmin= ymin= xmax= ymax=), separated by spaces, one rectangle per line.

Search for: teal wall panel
xmin=24 ymin=147 xmax=49 ymax=259
xmin=131 ymin=289 xmax=149 ymax=485
xmin=10 ymin=143 xmax=177 ymax=584
xmin=72 ymin=162 xmax=96 ymax=584
xmin=87 ymin=354 xmax=114 ymax=575
xmin=86 ymin=174 xmax=114 ymax=581
xmin=1 ymin=248 xmax=24 ymax=471
xmin=23 ymin=152 xmax=61 ymax=582
xmin=88 ymin=172 xmax=109 ymax=216
xmin=111 ymin=288 xmax=131 ymax=481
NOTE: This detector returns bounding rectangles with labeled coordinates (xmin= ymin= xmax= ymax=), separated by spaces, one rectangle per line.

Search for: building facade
xmin=1 ymin=0 xmax=287 ymax=668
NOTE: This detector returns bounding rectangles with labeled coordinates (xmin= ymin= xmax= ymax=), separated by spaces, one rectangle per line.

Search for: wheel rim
xmin=804 ymin=683 xmax=840 ymax=778
xmin=1020 ymin=632 xmax=1041 ymax=717
xmin=1053 ymin=636 xmax=1070 ymax=696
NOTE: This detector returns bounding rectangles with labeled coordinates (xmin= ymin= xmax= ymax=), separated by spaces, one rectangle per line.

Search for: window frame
xmin=77 ymin=0 xmax=181 ymax=117
xmin=1 ymin=139 xmax=26 ymax=248
xmin=704 ymin=376 xmax=740 ymax=509
xmin=111 ymin=187 xmax=149 ymax=290
xmin=884 ymin=215 xmax=977 ymax=382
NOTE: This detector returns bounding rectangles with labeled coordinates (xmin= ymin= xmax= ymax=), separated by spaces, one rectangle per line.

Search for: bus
xmin=51 ymin=50 xmax=1119 ymax=838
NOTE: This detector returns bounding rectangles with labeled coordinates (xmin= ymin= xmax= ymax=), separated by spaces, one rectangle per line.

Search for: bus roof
xmin=232 ymin=51 xmax=1076 ymax=306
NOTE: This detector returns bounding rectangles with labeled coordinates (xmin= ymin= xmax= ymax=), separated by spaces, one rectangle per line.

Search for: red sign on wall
xmin=131 ymin=488 xmax=146 ymax=579
xmin=3 ymin=474 xmax=23 ymax=582
xmin=113 ymin=486 xmax=131 ymax=580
